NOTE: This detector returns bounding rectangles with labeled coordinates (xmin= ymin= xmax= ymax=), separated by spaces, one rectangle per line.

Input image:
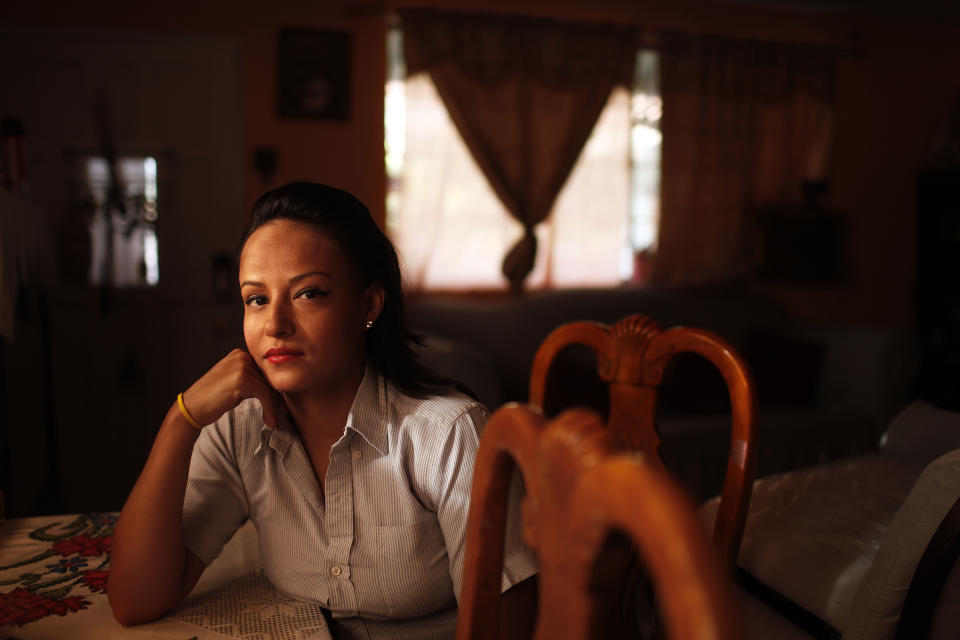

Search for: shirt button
xmin=352 ymin=450 xmax=362 ymax=460
xmin=330 ymin=565 xmax=343 ymax=577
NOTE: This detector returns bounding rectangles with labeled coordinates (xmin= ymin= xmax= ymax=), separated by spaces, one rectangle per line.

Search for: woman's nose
xmin=265 ymin=302 xmax=295 ymax=337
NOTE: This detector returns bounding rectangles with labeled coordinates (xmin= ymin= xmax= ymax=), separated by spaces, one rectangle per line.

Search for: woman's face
xmin=239 ymin=219 xmax=383 ymax=396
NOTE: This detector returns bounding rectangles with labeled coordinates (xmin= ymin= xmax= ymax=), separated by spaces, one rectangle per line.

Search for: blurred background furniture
xmin=411 ymin=287 xmax=919 ymax=501
xmin=702 ymin=399 xmax=960 ymax=640
xmin=457 ymin=404 xmax=741 ymax=640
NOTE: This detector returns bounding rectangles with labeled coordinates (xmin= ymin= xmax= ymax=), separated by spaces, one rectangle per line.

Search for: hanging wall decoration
xmin=277 ymin=28 xmax=352 ymax=121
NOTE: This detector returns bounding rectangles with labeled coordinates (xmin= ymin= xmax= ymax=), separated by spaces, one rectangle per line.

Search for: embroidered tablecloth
xmin=0 ymin=513 xmax=331 ymax=639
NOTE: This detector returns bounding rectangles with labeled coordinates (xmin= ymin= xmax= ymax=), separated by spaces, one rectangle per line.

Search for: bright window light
xmin=384 ymin=26 xmax=661 ymax=290
xmin=82 ymin=155 xmax=160 ymax=287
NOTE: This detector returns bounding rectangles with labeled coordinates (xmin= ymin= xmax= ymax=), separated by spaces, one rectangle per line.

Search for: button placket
xmin=324 ymin=441 xmax=359 ymax=614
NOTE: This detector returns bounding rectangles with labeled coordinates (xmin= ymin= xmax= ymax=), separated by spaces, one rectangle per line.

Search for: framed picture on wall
xmin=277 ymin=28 xmax=352 ymax=120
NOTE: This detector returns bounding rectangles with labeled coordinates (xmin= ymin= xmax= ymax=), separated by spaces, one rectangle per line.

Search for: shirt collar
xmin=257 ymin=364 xmax=389 ymax=458
xmin=259 ymin=405 xmax=298 ymax=458
xmin=344 ymin=365 xmax=389 ymax=457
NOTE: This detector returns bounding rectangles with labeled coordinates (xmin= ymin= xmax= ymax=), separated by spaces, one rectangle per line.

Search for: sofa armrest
xmin=844 ymin=448 xmax=960 ymax=640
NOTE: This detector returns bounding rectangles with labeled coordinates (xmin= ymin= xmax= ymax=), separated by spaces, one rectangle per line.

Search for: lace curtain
xmin=400 ymin=10 xmax=635 ymax=292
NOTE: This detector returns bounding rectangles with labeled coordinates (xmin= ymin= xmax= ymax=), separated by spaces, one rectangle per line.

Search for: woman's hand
xmin=180 ymin=348 xmax=283 ymax=428
xmin=111 ymin=349 xmax=279 ymax=625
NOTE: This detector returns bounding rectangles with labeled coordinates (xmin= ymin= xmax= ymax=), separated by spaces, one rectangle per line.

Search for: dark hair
xmin=240 ymin=182 xmax=451 ymax=398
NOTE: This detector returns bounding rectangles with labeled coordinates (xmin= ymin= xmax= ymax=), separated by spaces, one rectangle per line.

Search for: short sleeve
xmin=431 ymin=404 xmax=538 ymax=601
xmin=182 ymin=407 xmax=253 ymax=566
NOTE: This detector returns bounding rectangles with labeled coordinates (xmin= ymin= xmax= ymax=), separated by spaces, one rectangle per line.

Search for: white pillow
xmin=842 ymin=448 xmax=960 ymax=640
xmin=880 ymin=400 xmax=960 ymax=467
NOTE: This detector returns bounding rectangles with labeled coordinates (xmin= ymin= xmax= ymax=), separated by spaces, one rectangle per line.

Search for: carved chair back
xmin=456 ymin=406 xmax=742 ymax=640
xmin=528 ymin=314 xmax=757 ymax=567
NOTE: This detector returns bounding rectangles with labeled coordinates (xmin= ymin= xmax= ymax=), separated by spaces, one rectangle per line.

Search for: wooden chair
xmin=528 ymin=313 xmax=757 ymax=568
xmin=456 ymin=405 xmax=741 ymax=640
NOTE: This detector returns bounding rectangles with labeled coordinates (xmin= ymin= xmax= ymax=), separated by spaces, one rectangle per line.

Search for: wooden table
xmin=0 ymin=513 xmax=332 ymax=639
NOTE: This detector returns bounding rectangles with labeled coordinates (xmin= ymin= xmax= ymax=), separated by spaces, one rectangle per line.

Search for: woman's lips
xmin=264 ymin=348 xmax=304 ymax=364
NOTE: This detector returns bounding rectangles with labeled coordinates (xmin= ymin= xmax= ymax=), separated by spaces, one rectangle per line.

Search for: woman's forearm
xmin=107 ymin=402 xmax=204 ymax=625
xmin=107 ymin=349 xmax=278 ymax=625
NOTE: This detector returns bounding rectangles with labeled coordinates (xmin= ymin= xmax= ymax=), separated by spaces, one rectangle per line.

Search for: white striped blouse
xmin=182 ymin=366 xmax=537 ymax=639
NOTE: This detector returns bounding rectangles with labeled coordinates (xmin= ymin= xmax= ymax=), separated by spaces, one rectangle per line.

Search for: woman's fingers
xmin=181 ymin=349 xmax=281 ymax=428
xmin=246 ymin=373 xmax=282 ymax=429
xmin=239 ymin=351 xmax=287 ymax=429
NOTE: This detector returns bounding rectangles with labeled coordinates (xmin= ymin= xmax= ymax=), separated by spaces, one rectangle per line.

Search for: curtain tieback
xmin=502 ymin=226 xmax=538 ymax=294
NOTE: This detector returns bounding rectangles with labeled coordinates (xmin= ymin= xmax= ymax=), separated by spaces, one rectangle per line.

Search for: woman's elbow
xmin=108 ymin=600 xmax=151 ymax=627
xmin=106 ymin=579 xmax=166 ymax=626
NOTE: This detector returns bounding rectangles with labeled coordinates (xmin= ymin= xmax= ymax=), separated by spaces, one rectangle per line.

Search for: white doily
xmin=173 ymin=571 xmax=330 ymax=640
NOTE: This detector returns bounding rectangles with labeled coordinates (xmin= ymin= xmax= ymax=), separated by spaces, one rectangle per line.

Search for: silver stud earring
xmin=365 ymin=320 xmax=374 ymax=330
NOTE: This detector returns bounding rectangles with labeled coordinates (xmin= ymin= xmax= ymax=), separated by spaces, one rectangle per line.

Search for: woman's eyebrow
xmin=239 ymin=272 xmax=332 ymax=289
xmin=290 ymin=271 xmax=332 ymax=284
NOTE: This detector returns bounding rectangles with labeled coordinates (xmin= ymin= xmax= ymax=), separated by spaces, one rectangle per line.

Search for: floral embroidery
xmin=45 ymin=557 xmax=89 ymax=574
xmin=52 ymin=535 xmax=113 ymax=557
xmin=0 ymin=587 xmax=90 ymax=626
xmin=0 ymin=513 xmax=116 ymax=628
xmin=81 ymin=570 xmax=109 ymax=594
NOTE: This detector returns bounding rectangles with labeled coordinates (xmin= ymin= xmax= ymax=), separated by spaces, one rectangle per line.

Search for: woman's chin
xmin=264 ymin=373 xmax=308 ymax=395
xmin=265 ymin=368 xmax=356 ymax=399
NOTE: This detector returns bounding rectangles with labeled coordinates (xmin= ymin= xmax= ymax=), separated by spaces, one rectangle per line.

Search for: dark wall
xmin=1 ymin=1 xmax=958 ymax=515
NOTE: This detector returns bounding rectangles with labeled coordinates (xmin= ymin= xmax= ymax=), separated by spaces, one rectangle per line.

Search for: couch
xmin=704 ymin=400 xmax=960 ymax=639
xmin=409 ymin=287 xmax=920 ymax=500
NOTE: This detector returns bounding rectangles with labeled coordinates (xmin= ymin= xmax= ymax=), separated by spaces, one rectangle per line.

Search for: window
xmin=80 ymin=156 xmax=160 ymax=287
xmin=384 ymin=27 xmax=661 ymax=291
xmin=629 ymin=49 xmax=663 ymax=285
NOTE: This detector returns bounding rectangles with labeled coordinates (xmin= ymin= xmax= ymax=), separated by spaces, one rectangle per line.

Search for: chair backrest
xmin=456 ymin=405 xmax=742 ymax=640
xmin=528 ymin=313 xmax=757 ymax=568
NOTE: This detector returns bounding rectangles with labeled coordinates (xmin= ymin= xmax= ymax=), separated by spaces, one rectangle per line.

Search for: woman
xmin=107 ymin=183 xmax=538 ymax=638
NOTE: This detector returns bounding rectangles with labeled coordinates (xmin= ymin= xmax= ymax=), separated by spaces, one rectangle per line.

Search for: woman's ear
xmin=364 ymin=283 xmax=386 ymax=325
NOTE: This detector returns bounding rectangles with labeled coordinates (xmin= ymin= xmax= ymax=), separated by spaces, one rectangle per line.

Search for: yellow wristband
xmin=177 ymin=393 xmax=203 ymax=430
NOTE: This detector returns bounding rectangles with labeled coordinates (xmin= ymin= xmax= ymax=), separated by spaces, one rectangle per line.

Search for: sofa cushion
xmin=658 ymin=353 xmax=731 ymax=414
xmin=880 ymin=399 xmax=960 ymax=467
xmin=843 ymin=447 xmax=960 ymax=640
xmin=701 ymin=455 xmax=920 ymax=631
xmin=656 ymin=329 xmax=826 ymax=415
xmin=406 ymin=288 xmax=790 ymax=402
xmin=538 ymin=343 xmax=609 ymax=419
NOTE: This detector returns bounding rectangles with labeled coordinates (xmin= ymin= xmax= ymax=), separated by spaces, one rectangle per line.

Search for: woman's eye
xmin=296 ymin=288 xmax=330 ymax=300
xmin=244 ymin=294 xmax=268 ymax=307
